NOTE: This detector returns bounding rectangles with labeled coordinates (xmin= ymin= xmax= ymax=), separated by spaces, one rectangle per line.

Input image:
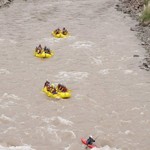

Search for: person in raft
xmin=86 ymin=135 xmax=95 ymax=146
xmin=35 ymin=44 xmax=43 ymax=54
xmin=57 ymin=84 xmax=68 ymax=92
xmin=44 ymin=82 xmax=57 ymax=95
xmin=54 ymin=28 xmax=61 ymax=35
xmin=44 ymin=81 xmax=50 ymax=88
xmin=48 ymin=85 xmax=57 ymax=94
xmin=44 ymin=46 xmax=51 ymax=54
xmin=62 ymin=27 xmax=68 ymax=35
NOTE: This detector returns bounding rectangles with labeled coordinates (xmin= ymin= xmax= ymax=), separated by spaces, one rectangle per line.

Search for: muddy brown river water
xmin=0 ymin=0 xmax=150 ymax=150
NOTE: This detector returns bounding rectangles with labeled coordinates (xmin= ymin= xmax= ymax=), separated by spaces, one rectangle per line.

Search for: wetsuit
xmin=86 ymin=137 xmax=95 ymax=145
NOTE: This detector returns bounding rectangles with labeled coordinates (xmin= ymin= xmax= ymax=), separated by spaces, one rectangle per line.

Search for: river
xmin=0 ymin=0 xmax=150 ymax=150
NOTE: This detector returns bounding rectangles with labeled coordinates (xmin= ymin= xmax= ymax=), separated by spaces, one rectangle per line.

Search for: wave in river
xmin=92 ymin=145 xmax=121 ymax=150
xmin=0 ymin=145 xmax=35 ymax=150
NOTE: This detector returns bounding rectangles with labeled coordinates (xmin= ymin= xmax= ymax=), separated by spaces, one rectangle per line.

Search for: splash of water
xmin=92 ymin=145 xmax=121 ymax=150
xmin=51 ymin=116 xmax=73 ymax=126
xmin=55 ymin=71 xmax=88 ymax=82
xmin=71 ymin=41 xmax=94 ymax=49
xmin=0 ymin=145 xmax=35 ymax=150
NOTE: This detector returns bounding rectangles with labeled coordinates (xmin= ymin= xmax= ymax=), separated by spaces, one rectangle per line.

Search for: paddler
xmin=86 ymin=135 xmax=95 ymax=146
xmin=44 ymin=81 xmax=50 ymax=88
xmin=62 ymin=27 xmax=68 ymax=35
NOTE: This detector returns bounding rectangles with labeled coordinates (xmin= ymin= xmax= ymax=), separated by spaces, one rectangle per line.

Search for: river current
xmin=0 ymin=0 xmax=150 ymax=150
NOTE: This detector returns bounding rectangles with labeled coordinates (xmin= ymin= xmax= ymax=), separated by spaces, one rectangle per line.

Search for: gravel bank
xmin=116 ymin=0 xmax=150 ymax=71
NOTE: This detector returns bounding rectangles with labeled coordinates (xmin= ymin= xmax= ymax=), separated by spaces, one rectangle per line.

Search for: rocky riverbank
xmin=0 ymin=0 xmax=14 ymax=8
xmin=116 ymin=0 xmax=150 ymax=71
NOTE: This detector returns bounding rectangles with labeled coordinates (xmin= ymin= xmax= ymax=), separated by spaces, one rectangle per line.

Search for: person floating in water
xmin=62 ymin=27 xmax=68 ymax=35
xmin=86 ymin=135 xmax=95 ymax=147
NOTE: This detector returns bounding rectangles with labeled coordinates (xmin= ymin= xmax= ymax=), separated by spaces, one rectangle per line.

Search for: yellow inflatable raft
xmin=42 ymin=87 xmax=61 ymax=99
xmin=57 ymin=91 xmax=71 ymax=99
xmin=34 ymin=51 xmax=54 ymax=58
xmin=42 ymin=87 xmax=71 ymax=99
xmin=52 ymin=31 xmax=69 ymax=38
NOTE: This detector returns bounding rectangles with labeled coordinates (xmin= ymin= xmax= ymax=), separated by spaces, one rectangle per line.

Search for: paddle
xmin=95 ymin=135 xmax=100 ymax=141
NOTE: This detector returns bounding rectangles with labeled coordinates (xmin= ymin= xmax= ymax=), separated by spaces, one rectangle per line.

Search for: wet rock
xmin=143 ymin=63 xmax=148 ymax=68
xmin=130 ymin=27 xmax=135 ymax=31
xmin=139 ymin=62 xmax=150 ymax=71
xmin=141 ymin=42 xmax=146 ymax=45
xmin=144 ymin=57 xmax=150 ymax=62
xmin=123 ymin=8 xmax=131 ymax=14
xmin=133 ymin=54 xmax=139 ymax=57
xmin=116 ymin=4 xmax=119 ymax=7
xmin=142 ymin=21 xmax=150 ymax=27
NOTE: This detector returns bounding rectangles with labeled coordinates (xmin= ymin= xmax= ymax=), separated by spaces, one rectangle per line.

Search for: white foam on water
xmin=141 ymin=120 xmax=149 ymax=124
xmin=125 ymin=130 xmax=133 ymax=135
xmin=41 ymin=116 xmax=51 ymax=123
xmin=67 ymin=36 xmax=76 ymax=41
xmin=140 ymin=112 xmax=144 ymax=115
xmin=0 ymin=114 xmax=14 ymax=122
xmin=0 ymin=69 xmax=10 ymax=75
xmin=3 ymin=127 xmax=17 ymax=134
xmin=111 ymin=111 xmax=118 ymax=115
xmin=98 ymin=69 xmax=109 ymax=75
xmin=31 ymin=115 xmax=40 ymax=119
xmin=120 ymin=120 xmax=132 ymax=124
xmin=2 ymin=93 xmax=20 ymax=100
xmin=0 ymin=38 xmax=5 ymax=42
xmin=131 ymin=107 xmax=140 ymax=110
xmin=51 ymin=116 xmax=73 ymax=126
xmin=91 ymin=145 xmax=121 ymax=150
xmin=71 ymin=41 xmax=94 ymax=49
xmin=35 ymin=126 xmax=45 ymax=138
xmin=47 ymin=126 xmax=62 ymax=143
xmin=0 ymin=145 xmax=35 ymax=150
xmin=91 ymin=56 xmax=103 ymax=65
xmin=0 ymin=101 xmax=16 ymax=109
xmin=43 ymin=37 xmax=62 ymax=44
xmin=47 ymin=125 xmax=58 ymax=134
xmin=74 ymin=94 xmax=84 ymax=100
xmin=64 ymin=144 xmax=71 ymax=150
xmin=53 ymin=0 xmax=72 ymax=6
xmin=9 ymin=40 xmax=17 ymax=44
xmin=55 ymin=71 xmax=88 ymax=82
xmin=124 ymin=70 xmax=133 ymax=74
xmin=61 ymin=129 xmax=76 ymax=139
xmin=7 ymin=127 xmax=16 ymax=130
xmin=119 ymin=56 xmax=132 ymax=61
xmin=0 ymin=93 xmax=20 ymax=108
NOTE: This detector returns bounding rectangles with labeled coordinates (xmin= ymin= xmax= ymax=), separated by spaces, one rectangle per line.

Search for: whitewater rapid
xmin=0 ymin=0 xmax=150 ymax=150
